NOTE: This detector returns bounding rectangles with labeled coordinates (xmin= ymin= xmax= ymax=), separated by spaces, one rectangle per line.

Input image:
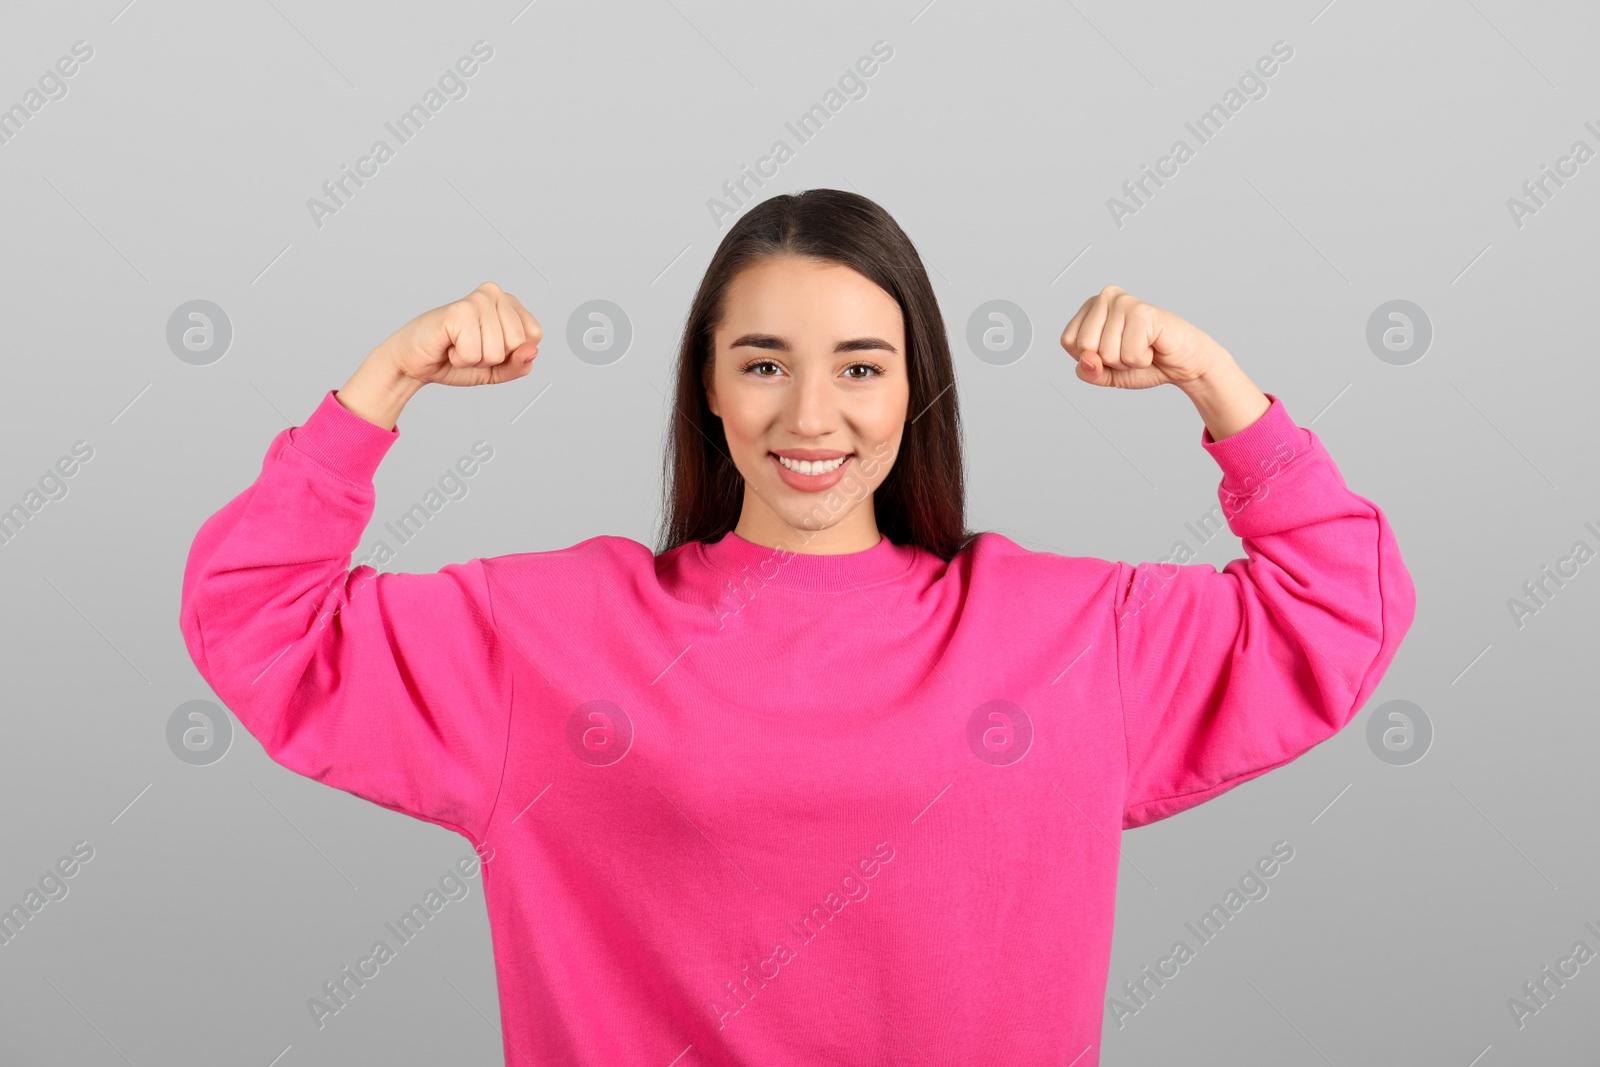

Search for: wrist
xmin=337 ymin=352 xmax=425 ymax=431
xmin=1176 ymin=356 xmax=1269 ymax=441
xmin=367 ymin=343 xmax=428 ymax=393
xmin=1174 ymin=349 xmax=1242 ymax=399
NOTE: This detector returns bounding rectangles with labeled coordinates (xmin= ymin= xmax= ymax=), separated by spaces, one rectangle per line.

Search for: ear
xmin=703 ymin=361 xmax=719 ymax=418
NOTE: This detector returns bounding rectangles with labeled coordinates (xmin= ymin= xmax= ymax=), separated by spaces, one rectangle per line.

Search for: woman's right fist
xmin=376 ymin=282 xmax=542 ymax=387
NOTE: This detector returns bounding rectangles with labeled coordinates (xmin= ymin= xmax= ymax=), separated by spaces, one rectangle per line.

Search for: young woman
xmin=180 ymin=189 xmax=1415 ymax=1066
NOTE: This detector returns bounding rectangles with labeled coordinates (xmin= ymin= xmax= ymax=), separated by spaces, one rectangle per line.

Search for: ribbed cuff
xmin=1199 ymin=392 xmax=1310 ymax=498
xmin=286 ymin=388 xmax=400 ymax=487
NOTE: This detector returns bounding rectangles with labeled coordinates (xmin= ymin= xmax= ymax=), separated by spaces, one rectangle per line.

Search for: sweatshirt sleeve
xmin=178 ymin=389 xmax=514 ymax=846
xmin=1112 ymin=392 xmax=1416 ymax=830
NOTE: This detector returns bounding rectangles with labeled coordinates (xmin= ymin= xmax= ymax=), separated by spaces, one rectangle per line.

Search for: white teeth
xmin=776 ymin=454 xmax=846 ymax=475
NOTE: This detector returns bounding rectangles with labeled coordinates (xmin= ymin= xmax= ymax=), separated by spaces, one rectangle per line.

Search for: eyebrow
xmin=727 ymin=333 xmax=899 ymax=355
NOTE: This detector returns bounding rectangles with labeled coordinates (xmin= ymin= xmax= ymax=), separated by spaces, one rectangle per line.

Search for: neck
xmin=698 ymin=526 xmax=915 ymax=594
xmin=731 ymin=501 xmax=883 ymax=556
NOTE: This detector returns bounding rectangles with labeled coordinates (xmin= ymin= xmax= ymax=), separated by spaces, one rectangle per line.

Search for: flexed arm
xmin=179 ymin=283 xmax=544 ymax=844
xmin=1061 ymin=287 xmax=1417 ymax=828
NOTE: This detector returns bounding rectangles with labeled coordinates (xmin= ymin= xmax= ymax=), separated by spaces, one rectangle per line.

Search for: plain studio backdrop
xmin=1 ymin=0 xmax=1596 ymax=1063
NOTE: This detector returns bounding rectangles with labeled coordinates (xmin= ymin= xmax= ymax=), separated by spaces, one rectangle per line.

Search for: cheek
xmin=717 ymin=393 xmax=777 ymax=471
xmin=860 ymin=426 xmax=903 ymax=485
xmin=714 ymin=387 xmax=763 ymax=440
xmin=850 ymin=388 xmax=907 ymax=443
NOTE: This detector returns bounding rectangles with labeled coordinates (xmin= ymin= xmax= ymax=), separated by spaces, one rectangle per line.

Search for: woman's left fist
xmin=1060 ymin=286 xmax=1227 ymax=390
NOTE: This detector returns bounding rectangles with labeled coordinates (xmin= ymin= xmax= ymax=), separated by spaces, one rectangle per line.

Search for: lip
xmin=770 ymin=451 xmax=853 ymax=493
xmin=771 ymin=448 xmax=851 ymax=460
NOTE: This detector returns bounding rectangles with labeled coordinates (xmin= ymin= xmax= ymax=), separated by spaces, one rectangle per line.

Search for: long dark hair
xmin=655 ymin=188 xmax=976 ymax=562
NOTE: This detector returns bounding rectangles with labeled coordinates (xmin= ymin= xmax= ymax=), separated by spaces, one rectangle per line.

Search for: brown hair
xmin=655 ymin=188 xmax=976 ymax=562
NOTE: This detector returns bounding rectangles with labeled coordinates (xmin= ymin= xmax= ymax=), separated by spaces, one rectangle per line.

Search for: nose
xmin=784 ymin=366 xmax=838 ymax=440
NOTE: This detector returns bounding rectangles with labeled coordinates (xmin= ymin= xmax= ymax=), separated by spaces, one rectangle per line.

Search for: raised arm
xmin=1061 ymin=287 xmax=1417 ymax=828
xmin=178 ymin=284 xmax=543 ymax=844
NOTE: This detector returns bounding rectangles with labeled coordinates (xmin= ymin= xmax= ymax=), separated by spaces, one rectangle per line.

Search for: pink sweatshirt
xmin=179 ymin=387 xmax=1414 ymax=1065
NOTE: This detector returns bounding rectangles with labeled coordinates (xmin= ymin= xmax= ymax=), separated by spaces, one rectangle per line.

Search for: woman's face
xmin=705 ymin=255 xmax=909 ymax=543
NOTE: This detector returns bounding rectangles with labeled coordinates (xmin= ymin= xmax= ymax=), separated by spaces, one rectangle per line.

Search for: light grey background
xmin=2 ymin=0 xmax=1596 ymax=1063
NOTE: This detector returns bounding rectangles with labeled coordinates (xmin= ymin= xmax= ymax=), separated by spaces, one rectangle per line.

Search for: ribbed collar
xmin=696 ymin=528 xmax=918 ymax=593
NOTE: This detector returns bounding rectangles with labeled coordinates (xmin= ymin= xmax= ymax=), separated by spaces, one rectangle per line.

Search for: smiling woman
xmin=179 ymin=188 xmax=1416 ymax=1066
xmin=700 ymin=256 xmax=914 ymax=550
xmin=665 ymin=188 xmax=972 ymax=560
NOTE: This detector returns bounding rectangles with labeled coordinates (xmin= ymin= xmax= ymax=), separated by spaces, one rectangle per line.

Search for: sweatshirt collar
xmin=697 ymin=528 xmax=917 ymax=593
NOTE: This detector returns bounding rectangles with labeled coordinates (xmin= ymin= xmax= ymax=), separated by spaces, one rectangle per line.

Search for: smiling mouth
xmin=771 ymin=453 xmax=852 ymax=476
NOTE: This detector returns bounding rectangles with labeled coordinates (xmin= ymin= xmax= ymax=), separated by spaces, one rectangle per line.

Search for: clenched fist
xmin=375 ymin=281 xmax=542 ymax=388
xmin=1061 ymin=286 xmax=1227 ymax=390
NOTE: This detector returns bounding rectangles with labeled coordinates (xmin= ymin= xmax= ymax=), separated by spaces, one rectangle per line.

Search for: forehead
xmin=718 ymin=257 xmax=903 ymax=339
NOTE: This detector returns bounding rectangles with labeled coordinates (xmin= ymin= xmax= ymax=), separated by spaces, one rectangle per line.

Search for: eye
xmin=736 ymin=358 xmax=887 ymax=379
xmin=739 ymin=358 xmax=783 ymax=377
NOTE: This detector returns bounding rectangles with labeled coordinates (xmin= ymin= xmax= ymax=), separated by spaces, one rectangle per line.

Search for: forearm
xmin=1176 ymin=353 xmax=1271 ymax=442
xmin=336 ymin=351 xmax=425 ymax=432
